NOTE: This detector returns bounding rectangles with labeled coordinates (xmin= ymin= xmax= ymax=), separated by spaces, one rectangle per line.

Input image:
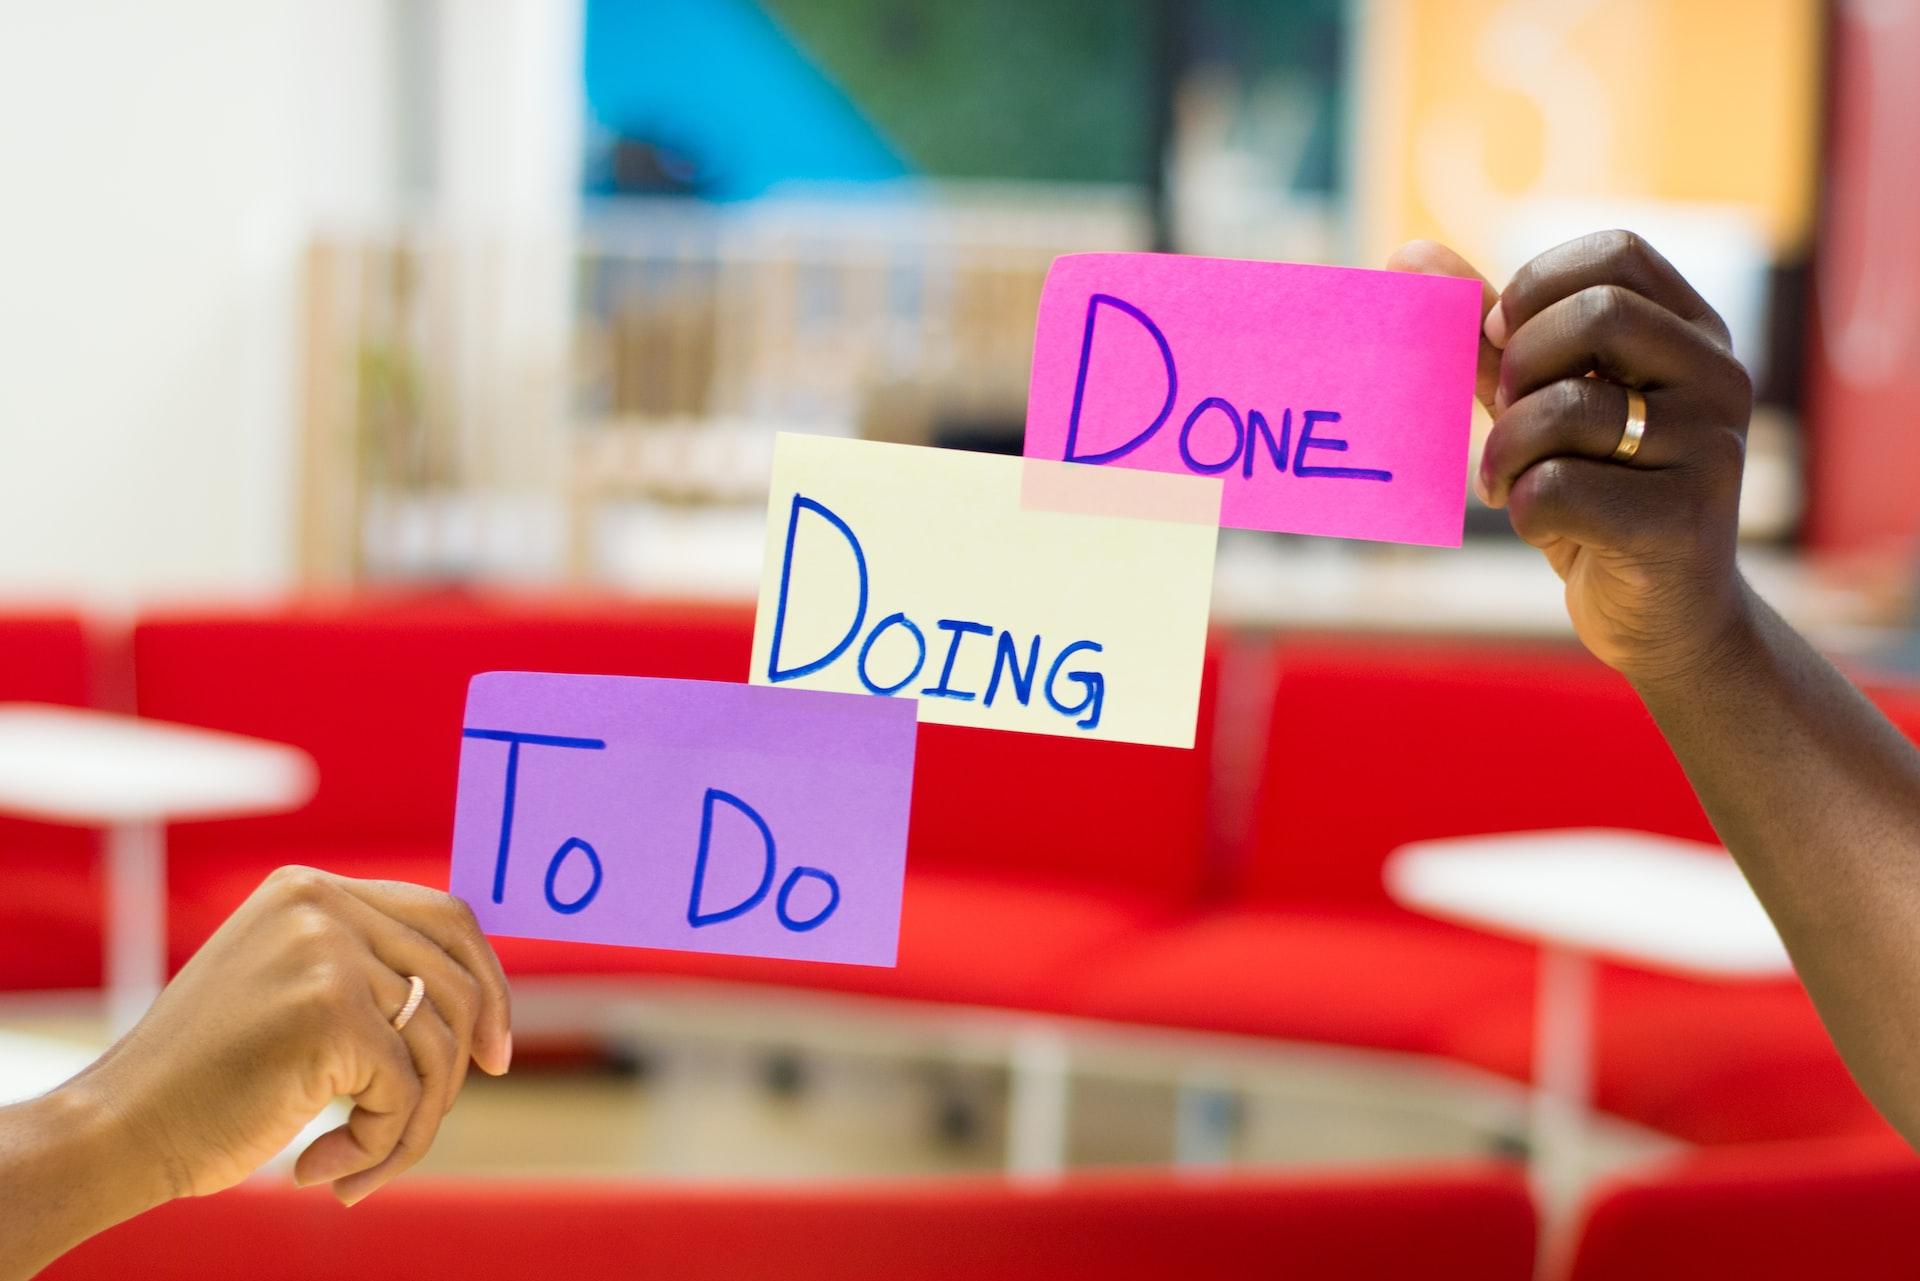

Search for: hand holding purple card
xmin=450 ymin=672 xmax=917 ymax=966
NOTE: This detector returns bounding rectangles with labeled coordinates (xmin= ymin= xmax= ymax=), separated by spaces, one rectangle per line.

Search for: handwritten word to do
xmin=449 ymin=672 xmax=916 ymax=966
xmin=749 ymin=434 xmax=1219 ymax=749
xmin=1024 ymin=253 xmax=1483 ymax=548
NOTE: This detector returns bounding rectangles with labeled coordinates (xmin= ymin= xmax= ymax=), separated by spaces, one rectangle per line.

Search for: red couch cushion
xmin=142 ymin=595 xmax=1224 ymax=1013
xmin=1564 ymin=1137 xmax=1920 ymax=1281
xmin=44 ymin=1166 xmax=1536 ymax=1281
xmin=1444 ymin=964 xmax=1891 ymax=1146
xmin=610 ymin=867 xmax=1174 ymax=1011
xmin=0 ymin=849 xmax=107 ymax=990
xmin=134 ymin=594 xmax=757 ymax=853
xmin=165 ymin=839 xmax=1167 ymax=1014
xmin=904 ymin=649 xmax=1219 ymax=900
xmin=0 ymin=611 xmax=93 ymax=704
xmin=138 ymin=596 xmax=1219 ymax=909
xmin=0 ymin=610 xmax=105 ymax=990
xmin=1240 ymin=639 xmax=1715 ymax=908
xmin=1861 ymin=676 xmax=1920 ymax=744
xmin=1062 ymin=903 xmax=1535 ymax=1057
xmin=1064 ymin=640 xmax=1915 ymax=1147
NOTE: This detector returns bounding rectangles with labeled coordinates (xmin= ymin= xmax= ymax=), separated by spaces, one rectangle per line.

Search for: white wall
xmin=0 ymin=0 xmax=400 ymax=603
xmin=428 ymin=0 xmax=583 ymax=539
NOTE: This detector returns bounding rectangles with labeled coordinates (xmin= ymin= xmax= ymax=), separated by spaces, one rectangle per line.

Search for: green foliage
xmin=760 ymin=0 xmax=1156 ymax=184
xmin=762 ymin=0 xmax=1346 ymax=191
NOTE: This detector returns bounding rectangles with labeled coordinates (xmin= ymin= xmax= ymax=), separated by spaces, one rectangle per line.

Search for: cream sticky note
xmin=751 ymin=434 xmax=1219 ymax=748
xmin=1023 ymin=253 xmax=1482 ymax=547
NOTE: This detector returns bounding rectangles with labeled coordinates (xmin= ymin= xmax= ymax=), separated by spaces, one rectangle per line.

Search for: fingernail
xmin=1484 ymin=302 xmax=1509 ymax=349
xmin=1471 ymin=468 xmax=1490 ymax=505
xmin=296 ymin=1146 xmax=371 ymax=1190
xmin=481 ymin=1030 xmax=512 ymax=1076
xmin=1492 ymin=386 xmax=1509 ymax=417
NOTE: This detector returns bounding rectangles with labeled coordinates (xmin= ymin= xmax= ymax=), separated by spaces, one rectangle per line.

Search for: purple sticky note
xmin=450 ymin=672 xmax=917 ymax=966
xmin=1024 ymin=253 xmax=1483 ymax=547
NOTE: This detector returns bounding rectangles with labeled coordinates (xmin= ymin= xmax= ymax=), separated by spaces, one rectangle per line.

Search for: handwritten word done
xmin=1063 ymin=293 xmax=1391 ymax=485
xmin=1023 ymin=253 xmax=1481 ymax=546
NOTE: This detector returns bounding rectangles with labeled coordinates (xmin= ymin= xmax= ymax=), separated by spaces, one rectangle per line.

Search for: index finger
xmin=293 ymin=1011 xmax=423 ymax=1190
xmin=335 ymin=877 xmax=513 ymax=1076
xmin=1492 ymin=230 xmax=1730 ymax=350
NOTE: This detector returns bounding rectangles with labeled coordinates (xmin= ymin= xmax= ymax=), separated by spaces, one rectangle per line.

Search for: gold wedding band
xmin=1611 ymin=387 xmax=1648 ymax=462
xmin=391 ymin=975 xmax=426 ymax=1032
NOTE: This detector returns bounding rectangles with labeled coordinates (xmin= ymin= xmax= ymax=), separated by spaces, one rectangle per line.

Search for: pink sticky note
xmin=1024 ymin=253 xmax=1482 ymax=547
xmin=450 ymin=672 xmax=917 ymax=966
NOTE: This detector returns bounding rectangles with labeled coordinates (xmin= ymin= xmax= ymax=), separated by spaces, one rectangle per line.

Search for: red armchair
xmin=131 ymin=594 xmax=1221 ymax=1015
xmin=0 ymin=611 xmax=104 ymax=990
xmin=1562 ymin=1137 xmax=1920 ymax=1281
xmin=43 ymin=1164 xmax=1536 ymax=1281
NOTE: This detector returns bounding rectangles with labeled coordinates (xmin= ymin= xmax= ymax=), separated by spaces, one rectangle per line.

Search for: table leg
xmin=1173 ymin=1071 xmax=1237 ymax=1168
xmin=1006 ymin=1026 xmax=1070 ymax=1180
xmin=106 ymin=820 xmax=167 ymax=1035
xmin=1530 ymin=943 xmax=1594 ymax=1214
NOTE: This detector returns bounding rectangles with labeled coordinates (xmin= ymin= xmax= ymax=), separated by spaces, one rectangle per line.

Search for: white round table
xmin=0 ymin=703 xmax=316 ymax=1031
xmin=1386 ymin=828 xmax=1792 ymax=1210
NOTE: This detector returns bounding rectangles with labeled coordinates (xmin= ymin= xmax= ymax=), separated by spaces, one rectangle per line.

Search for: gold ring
xmin=1611 ymin=387 xmax=1648 ymax=462
xmin=391 ymin=975 xmax=426 ymax=1032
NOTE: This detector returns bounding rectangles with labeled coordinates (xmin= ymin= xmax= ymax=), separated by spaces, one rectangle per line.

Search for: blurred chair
xmin=0 ymin=611 xmax=107 ymax=991
xmin=1560 ymin=1137 xmax=1920 ymax=1281
xmin=130 ymin=595 xmax=1222 ymax=1026
xmin=126 ymin=603 xmax=1909 ymax=1143
xmin=120 ymin=601 xmax=1919 ymax=1153
xmin=130 ymin=592 xmax=756 ymax=971
xmin=1063 ymin=637 xmax=1891 ymax=1145
xmin=41 ymin=1163 xmax=1536 ymax=1281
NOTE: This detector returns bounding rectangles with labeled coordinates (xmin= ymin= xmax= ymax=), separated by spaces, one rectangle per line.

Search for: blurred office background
xmin=13 ymin=0 xmax=1912 ymax=619
xmin=7 ymin=3 xmax=1920 ymax=1279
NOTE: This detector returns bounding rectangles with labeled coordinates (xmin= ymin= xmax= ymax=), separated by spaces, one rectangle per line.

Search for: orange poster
xmin=1355 ymin=0 xmax=1822 ymax=278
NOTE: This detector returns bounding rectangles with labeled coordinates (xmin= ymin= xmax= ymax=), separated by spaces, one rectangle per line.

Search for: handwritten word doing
xmin=765 ymin=496 xmax=1105 ymax=730
xmin=463 ymin=727 xmax=840 ymax=932
xmin=1064 ymin=293 xmax=1394 ymax=483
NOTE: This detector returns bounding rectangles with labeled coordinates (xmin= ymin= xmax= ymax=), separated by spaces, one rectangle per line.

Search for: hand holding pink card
xmin=1023 ymin=253 xmax=1482 ymax=547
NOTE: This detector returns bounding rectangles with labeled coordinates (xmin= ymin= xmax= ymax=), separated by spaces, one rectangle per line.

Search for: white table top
xmin=0 ymin=1029 xmax=98 ymax=1106
xmin=1385 ymin=829 xmax=1793 ymax=979
xmin=0 ymin=703 xmax=316 ymax=825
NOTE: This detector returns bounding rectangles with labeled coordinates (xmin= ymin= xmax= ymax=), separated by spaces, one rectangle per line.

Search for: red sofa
xmin=1561 ymin=1136 xmax=1920 ymax=1280
xmin=133 ymin=593 xmax=755 ymax=972
xmin=41 ymin=1164 xmax=1537 ymax=1281
xmin=2 ymin=596 xmax=1891 ymax=1151
xmin=1063 ymin=638 xmax=1890 ymax=1144
xmin=132 ymin=594 xmax=1220 ymax=1016
xmin=0 ymin=611 xmax=105 ymax=990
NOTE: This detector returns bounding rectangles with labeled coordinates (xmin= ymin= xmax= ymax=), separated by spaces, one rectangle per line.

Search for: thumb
xmin=1386 ymin=239 xmax=1501 ymax=416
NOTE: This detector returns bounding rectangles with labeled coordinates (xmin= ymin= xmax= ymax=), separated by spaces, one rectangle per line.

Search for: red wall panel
xmin=1805 ymin=0 xmax=1920 ymax=555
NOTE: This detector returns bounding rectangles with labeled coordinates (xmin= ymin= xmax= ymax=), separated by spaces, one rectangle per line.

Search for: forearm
xmin=1633 ymin=580 xmax=1920 ymax=1142
xmin=0 ymin=1084 xmax=167 ymax=1281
